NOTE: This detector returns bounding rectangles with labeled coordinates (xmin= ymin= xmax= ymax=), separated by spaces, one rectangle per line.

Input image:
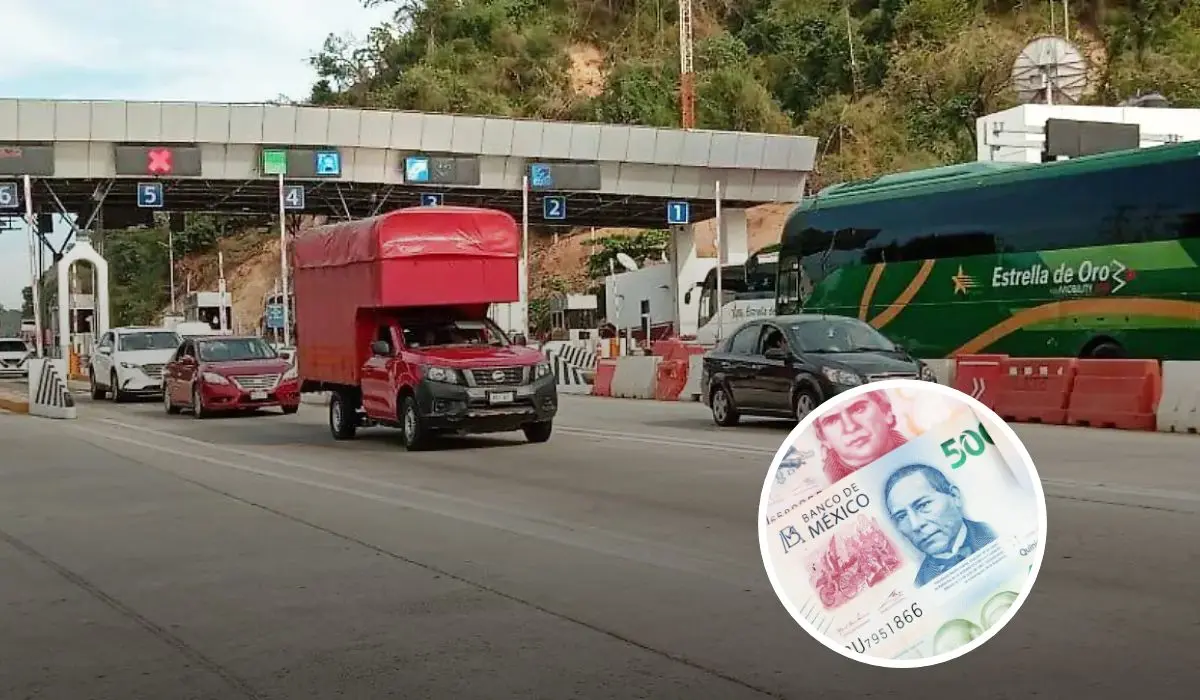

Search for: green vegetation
xmin=310 ymin=0 xmax=1200 ymax=186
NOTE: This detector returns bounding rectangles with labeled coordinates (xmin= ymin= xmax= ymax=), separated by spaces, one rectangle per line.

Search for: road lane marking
xmin=71 ymin=420 xmax=759 ymax=587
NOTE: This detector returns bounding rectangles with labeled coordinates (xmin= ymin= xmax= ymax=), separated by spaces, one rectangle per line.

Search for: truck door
xmin=361 ymin=323 xmax=398 ymax=420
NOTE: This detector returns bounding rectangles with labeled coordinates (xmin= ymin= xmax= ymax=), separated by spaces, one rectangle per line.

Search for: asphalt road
xmin=0 ymin=391 xmax=1197 ymax=699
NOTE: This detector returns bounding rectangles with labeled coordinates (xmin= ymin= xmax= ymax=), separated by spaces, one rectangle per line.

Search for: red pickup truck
xmin=293 ymin=206 xmax=556 ymax=450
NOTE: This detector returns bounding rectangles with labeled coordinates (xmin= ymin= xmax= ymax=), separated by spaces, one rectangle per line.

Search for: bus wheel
xmin=1084 ymin=341 xmax=1126 ymax=359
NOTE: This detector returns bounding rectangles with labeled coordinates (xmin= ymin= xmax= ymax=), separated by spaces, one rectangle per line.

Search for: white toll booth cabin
xmin=185 ymin=291 xmax=233 ymax=334
xmin=546 ymin=293 xmax=599 ymax=341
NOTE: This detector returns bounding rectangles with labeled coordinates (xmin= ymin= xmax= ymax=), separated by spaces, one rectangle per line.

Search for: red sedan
xmin=163 ymin=335 xmax=300 ymax=418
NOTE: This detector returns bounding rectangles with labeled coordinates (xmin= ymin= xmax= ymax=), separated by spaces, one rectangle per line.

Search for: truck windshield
xmin=402 ymin=320 xmax=508 ymax=348
xmin=198 ymin=337 xmax=278 ymax=362
xmin=119 ymin=331 xmax=182 ymax=351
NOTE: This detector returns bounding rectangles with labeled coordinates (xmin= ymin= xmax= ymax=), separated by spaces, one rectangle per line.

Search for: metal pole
xmin=521 ymin=174 xmax=530 ymax=338
xmin=168 ymin=226 xmax=176 ymax=313
xmin=278 ymin=173 xmax=291 ymax=347
xmin=23 ymin=176 xmax=44 ymax=358
xmin=714 ymin=180 xmax=724 ymax=345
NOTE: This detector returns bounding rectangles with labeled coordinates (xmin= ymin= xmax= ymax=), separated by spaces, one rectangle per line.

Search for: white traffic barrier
xmin=27 ymin=358 xmax=77 ymax=419
xmin=681 ymin=355 xmax=704 ymax=401
xmin=542 ymin=341 xmax=598 ymax=370
xmin=1156 ymin=361 xmax=1200 ymax=434
xmin=609 ymin=356 xmax=660 ymax=399
xmin=545 ymin=350 xmax=591 ymax=395
xmin=922 ymin=359 xmax=955 ymax=386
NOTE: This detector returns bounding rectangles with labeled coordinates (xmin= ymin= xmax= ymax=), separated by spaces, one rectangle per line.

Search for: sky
xmin=0 ymin=0 xmax=395 ymax=310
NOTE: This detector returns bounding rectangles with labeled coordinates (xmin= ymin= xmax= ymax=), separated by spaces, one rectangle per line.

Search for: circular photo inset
xmin=757 ymin=378 xmax=1047 ymax=669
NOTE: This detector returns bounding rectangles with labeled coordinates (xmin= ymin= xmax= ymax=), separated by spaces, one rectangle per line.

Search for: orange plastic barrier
xmin=591 ymin=359 xmax=617 ymax=397
xmin=993 ymin=358 xmax=1078 ymax=425
xmin=952 ymin=354 xmax=1007 ymax=409
xmin=652 ymin=338 xmax=707 ymax=364
xmin=1066 ymin=359 xmax=1161 ymax=431
xmin=654 ymin=360 xmax=688 ymax=401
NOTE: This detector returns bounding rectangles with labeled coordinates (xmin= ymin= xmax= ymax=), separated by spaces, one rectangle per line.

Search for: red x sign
xmin=147 ymin=148 xmax=173 ymax=175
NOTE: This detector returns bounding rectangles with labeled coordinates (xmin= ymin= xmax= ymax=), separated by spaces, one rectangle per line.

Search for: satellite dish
xmin=1011 ymin=35 xmax=1088 ymax=105
xmin=616 ymin=252 xmax=639 ymax=271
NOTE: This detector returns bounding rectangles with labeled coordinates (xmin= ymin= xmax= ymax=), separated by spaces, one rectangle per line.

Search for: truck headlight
xmin=532 ymin=362 xmax=551 ymax=379
xmin=424 ymin=366 xmax=460 ymax=384
xmin=919 ymin=363 xmax=937 ymax=382
xmin=282 ymin=366 xmax=298 ymax=381
xmin=822 ymin=367 xmax=862 ymax=386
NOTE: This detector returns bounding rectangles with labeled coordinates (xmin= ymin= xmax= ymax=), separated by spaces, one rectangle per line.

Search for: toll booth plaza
xmin=0 ymin=98 xmax=816 ymax=343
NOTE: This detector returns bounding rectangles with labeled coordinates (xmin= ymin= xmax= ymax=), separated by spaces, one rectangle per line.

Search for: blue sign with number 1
xmin=543 ymin=196 xmax=566 ymax=220
xmin=667 ymin=200 xmax=690 ymax=224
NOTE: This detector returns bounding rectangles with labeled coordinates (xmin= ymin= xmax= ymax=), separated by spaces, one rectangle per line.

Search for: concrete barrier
xmin=681 ymin=355 xmax=703 ymax=401
xmin=923 ymin=359 xmax=955 ymax=386
xmin=1156 ymin=361 xmax=1200 ymax=434
xmin=546 ymin=350 xmax=591 ymax=395
xmin=27 ymin=358 xmax=76 ymax=419
xmin=609 ymin=356 xmax=660 ymax=399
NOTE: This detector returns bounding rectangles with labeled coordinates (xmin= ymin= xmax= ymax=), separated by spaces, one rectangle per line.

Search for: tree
xmin=586 ymin=230 xmax=671 ymax=278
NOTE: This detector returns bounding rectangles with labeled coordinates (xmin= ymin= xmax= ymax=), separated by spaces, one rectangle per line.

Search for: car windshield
xmin=0 ymin=340 xmax=29 ymax=353
xmin=787 ymin=318 xmax=897 ymax=353
xmin=118 ymin=331 xmax=181 ymax=351
xmin=401 ymin=319 xmax=509 ymax=348
xmin=197 ymin=337 xmax=277 ymax=362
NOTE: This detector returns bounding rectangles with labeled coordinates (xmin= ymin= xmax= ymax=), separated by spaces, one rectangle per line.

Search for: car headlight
xmin=119 ymin=361 xmax=141 ymax=371
xmin=919 ymin=363 xmax=938 ymax=382
xmin=532 ymin=362 xmax=551 ymax=379
xmin=201 ymin=371 xmax=229 ymax=384
xmin=424 ymin=366 xmax=460 ymax=384
xmin=822 ymin=367 xmax=863 ymax=386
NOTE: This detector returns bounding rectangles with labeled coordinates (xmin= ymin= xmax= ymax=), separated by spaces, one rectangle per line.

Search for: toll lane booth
xmin=547 ymin=293 xmax=599 ymax=341
xmin=185 ymin=291 xmax=233 ymax=333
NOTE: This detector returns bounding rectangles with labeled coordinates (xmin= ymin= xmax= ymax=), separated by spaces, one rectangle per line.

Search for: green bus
xmin=776 ymin=140 xmax=1200 ymax=360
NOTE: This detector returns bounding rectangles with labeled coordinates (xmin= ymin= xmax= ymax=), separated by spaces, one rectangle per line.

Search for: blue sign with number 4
xmin=667 ymin=200 xmax=690 ymax=225
xmin=543 ymin=196 xmax=566 ymax=220
xmin=137 ymin=182 xmax=164 ymax=208
xmin=283 ymin=185 xmax=305 ymax=210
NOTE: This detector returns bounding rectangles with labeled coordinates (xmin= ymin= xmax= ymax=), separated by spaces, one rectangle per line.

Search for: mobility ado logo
xmin=990 ymin=259 xmax=1135 ymax=297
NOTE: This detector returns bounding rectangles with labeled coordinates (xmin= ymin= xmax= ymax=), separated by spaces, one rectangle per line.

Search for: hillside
xmin=77 ymin=0 xmax=1200 ymax=330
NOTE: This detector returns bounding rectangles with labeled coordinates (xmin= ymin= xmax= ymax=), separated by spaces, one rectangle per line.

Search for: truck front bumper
xmin=415 ymin=373 xmax=558 ymax=434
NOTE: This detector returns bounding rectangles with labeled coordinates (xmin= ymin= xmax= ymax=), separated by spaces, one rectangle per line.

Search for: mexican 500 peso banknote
xmin=763 ymin=407 xmax=1042 ymax=662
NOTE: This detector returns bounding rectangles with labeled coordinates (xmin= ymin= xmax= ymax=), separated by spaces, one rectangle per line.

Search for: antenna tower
xmin=678 ymin=0 xmax=695 ymax=129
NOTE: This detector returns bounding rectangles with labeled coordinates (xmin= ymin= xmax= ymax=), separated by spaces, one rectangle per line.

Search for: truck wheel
xmin=400 ymin=395 xmax=430 ymax=451
xmin=523 ymin=421 xmax=553 ymax=443
xmin=329 ymin=392 xmax=357 ymax=440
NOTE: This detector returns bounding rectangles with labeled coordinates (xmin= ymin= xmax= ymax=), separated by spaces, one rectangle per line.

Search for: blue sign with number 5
xmin=137 ymin=182 xmax=164 ymax=208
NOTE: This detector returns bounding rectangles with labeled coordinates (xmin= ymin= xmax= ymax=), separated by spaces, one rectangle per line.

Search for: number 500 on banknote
xmin=757 ymin=379 xmax=1048 ymax=669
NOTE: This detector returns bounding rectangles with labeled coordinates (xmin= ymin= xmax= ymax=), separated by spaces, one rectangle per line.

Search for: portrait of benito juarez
xmin=883 ymin=463 xmax=998 ymax=588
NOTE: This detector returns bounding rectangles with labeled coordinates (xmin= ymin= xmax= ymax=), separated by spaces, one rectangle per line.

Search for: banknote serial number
xmin=846 ymin=603 xmax=924 ymax=654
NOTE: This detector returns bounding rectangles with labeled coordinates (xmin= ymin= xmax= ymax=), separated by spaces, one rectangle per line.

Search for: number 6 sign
xmin=0 ymin=182 xmax=18 ymax=209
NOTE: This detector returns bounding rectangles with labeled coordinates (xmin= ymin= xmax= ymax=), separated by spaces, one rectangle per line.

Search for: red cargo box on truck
xmin=294 ymin=206 xmax=556 ymax=449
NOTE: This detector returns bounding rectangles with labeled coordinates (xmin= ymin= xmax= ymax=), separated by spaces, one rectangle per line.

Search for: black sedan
xmin=699 ymin=314 xmax=936 ymax=426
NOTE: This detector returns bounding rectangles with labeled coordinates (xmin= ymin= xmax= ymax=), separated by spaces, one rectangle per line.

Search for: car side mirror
xmin=683 ymin=289 xmax=693 ymax=304
xmin=511 ymin=333 xmax=528 ymax=346
xmin=764 ymin=347 xmax=789 ymax=361
xmin=370 ymin=340 xmax=391 ymax=356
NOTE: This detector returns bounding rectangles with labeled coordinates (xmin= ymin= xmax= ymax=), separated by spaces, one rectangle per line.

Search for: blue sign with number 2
xmin=543 ymin=196 xmax=565 ymax=220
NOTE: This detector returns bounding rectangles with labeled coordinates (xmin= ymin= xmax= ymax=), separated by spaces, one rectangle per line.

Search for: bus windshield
xmin=777 ymin=141 xmax=1200 ymax=360
xmin=696 ymin=248 xmax=779 ymax=329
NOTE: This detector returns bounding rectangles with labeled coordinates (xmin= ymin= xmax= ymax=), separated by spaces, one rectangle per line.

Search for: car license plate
xmin=489 ymin=391 xmax=515 ymax=405
xmin=250 ymin=390 xmax=268 ymax=400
